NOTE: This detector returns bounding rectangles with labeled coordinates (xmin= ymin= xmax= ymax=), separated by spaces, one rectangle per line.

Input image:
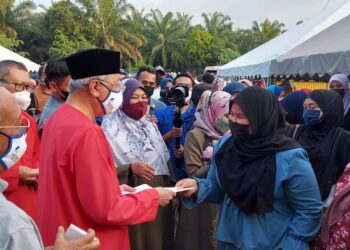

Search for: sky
xmin=31 ymin=0 xmax=336 ymax=30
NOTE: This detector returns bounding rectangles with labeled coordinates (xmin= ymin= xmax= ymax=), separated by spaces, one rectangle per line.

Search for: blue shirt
xmin=39 ymin=96 xmax=64 ymax=129
xmin=183 ymin=135 xmax=323 ymax=250
xmin=149 ymin=98 xmax=166 ymax=116
xmin=155 ymin=105 xmax=196 ymax=180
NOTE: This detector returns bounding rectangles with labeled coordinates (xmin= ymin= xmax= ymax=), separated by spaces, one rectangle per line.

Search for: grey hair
xmin=0 ymin=60 xmax=27 ymax=80
xmin=69 ymin=75 xmax=109 ymax=92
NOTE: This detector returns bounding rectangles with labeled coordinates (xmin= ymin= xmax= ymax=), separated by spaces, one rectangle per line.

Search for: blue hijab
xmin=280 ymin=91 xmax=306 ymax=124
xmin=223 ymin=82 xmax=245 ymax=95
xmin=267 ymin=85 xmax=284 ymax=97
xmin=160 ymin=77 xmax=173 ymax=90
xmin=159 ymin=77 xmax=173 ymax=105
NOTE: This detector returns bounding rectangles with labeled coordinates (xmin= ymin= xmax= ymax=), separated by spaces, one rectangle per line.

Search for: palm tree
xmin=125 ymin=8 xmax=147 ymax=46
xmin=201 ymin=12 xmax=232 ymax=37
xmin=176 ymin=12 xmax=193 ymax=33
xmin=251 ymin=19 xmax=285 ymax=44
xmin=143 ymin=9 xmax=187 ymax=69
xmin=0 ymin=0 xmax=36 ymax=41
xmin=76 ymin=0 xmax=143 ymax=67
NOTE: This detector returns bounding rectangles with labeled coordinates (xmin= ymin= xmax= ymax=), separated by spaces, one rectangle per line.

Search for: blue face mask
xmin=303 ymin=109 xmax=322 ymax=126
xmin=0 ymin=128 xmax=27 ymax=170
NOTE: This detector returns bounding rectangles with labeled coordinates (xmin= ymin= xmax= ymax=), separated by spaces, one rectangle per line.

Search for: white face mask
xmin=99 ymin=90 xmax=123 ymax=115
xmin=12 ymin=91 xmax=31 ymax=110
xmin=0 ymin=129 xmax=27 ymax=170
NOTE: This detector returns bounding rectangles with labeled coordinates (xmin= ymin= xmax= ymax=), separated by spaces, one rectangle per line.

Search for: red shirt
xmin=38 ymin=104 xmax=159 ymax=250
xmin=0 ymin=111 xmax=39 ymax=222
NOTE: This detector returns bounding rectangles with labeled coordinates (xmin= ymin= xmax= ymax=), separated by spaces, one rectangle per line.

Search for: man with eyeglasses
xmin=0 ymin=60 xmax=40 ymax=223
xmin=38 ymin=49 xmax=175 ymax=250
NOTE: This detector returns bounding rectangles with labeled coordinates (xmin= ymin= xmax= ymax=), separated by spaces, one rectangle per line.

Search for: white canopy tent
xmin=0 ymin=45 xmax=40 ymax=72
xmin=270 ymin=14 xmax=350 ymax=77
xmin=218 ymin=0 xmax=350 ymax=78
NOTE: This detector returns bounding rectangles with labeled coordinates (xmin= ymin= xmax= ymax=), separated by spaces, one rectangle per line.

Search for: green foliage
xmin=234 ymin=19 xmax=284 ymax=55
xmin=48 ymin=30 xmax=95 ymax=56
xmin=216 ymin=48 xmax=240 ymax=65
xmin=187 ymin=28 xmax=214 ymax=70
xmin=130 ymin=60 xmax=153 ymax=73
xmin=0 ymin=32 xmax=22 ymax=50
xmin=46 ymin=1 xmax=81 ymax=39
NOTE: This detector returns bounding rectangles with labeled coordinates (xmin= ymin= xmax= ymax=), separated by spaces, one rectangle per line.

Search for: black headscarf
xmin=191 ymin=83 xmax=214 ymax=106
xmin=215 ymin=86 xmax=300 ymax=215
xmin=294 ymin=90 xmax=350 ymax=200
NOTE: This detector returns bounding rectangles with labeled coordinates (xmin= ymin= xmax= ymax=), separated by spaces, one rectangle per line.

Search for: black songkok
xmin=65 ymin=48 xmax=120 ymax=80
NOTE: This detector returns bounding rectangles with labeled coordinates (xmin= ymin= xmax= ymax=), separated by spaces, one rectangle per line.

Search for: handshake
xmin=120 ymin=178 xmax=200 ymax=207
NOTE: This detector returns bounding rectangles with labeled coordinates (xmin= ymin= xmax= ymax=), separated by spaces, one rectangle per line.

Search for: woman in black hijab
xmin=292 ymin=89 xmax=350 ymax=201
xmin=176 ymin=86 xmax=323 ymax=250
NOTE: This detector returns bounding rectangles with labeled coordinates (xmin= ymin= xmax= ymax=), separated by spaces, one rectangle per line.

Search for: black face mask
xmin=144 ymin=86 xmax=154 ymax=98
xmin=229 ymin=120 xmax=252 ymax=141
xmin=333 ymin=89 xmax=345 ymax=98
xmin=61 ymin=89 xmax=69 ymax=101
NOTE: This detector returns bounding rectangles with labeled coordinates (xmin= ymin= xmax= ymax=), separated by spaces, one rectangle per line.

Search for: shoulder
xmin=101 ymin=110 xmax=122 ymax=130
xmin=151 ymin=98 xmax=166 ymax=108
xmin=0 ymin=194 xmax=39 ymax=238
xmin=276 ymin=147 xmax=307 ymax=159
xmin=154 ymin=105 xmax=173 ymax=117
xmin=213 ymin=134 xmax=232 ymax=152
xmin=276 ymin=148 xmax=311 ymax=176
xmin=186 ymin=128 xmax=205 ymax=143
xmin=336 ymin=127 xmax=350 ymax=138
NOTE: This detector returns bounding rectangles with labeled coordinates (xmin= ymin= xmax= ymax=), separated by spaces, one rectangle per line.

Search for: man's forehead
xmin=5 ymin=68 xmax=30 ymax=82
xmin=140 ymin=71 xmax=155 ymax=79
xmin=176 ymin=76 xmax=192 ymax=85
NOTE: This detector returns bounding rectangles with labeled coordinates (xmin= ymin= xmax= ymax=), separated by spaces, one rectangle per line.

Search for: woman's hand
xmin=131 ymin=161 xmax=155 ymax=180
xmin=175 ymin=178 xmax=198 ymax=198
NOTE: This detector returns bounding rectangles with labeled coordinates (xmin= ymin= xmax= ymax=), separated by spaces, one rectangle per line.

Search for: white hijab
xmin=102 ymin=109 xmax=170 ymax=176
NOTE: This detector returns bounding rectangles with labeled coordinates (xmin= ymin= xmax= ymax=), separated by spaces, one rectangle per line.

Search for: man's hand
xmin=175 ymin=178 xmax=198 ymax=198
xmin=131 ymin=161 xmax=155 ymax=181
xmin=155 ymin=187 xmax=176 ymax=207
xmin=119 ymin=184 xmax=136 ymax=193
xmin=174 ymin=145 xmax=184 ymax=159
xmin=19 ymin=166 xmax=39 ymax=183
xmin=148 ymin=115 xmax=158 ymax=123
xmin=51 ymin=226 xmax=100 ymax=250
xmin=168 ymin=127 xmax=181 ymax=138
xmin=163 ymin=127 xmax=182 ymax=142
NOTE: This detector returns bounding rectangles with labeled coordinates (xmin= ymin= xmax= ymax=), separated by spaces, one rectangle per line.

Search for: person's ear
xmin=89 ymin=80 xmax=100 ymax=97
xmin=49 ymin=82 xmax=58 ymax=92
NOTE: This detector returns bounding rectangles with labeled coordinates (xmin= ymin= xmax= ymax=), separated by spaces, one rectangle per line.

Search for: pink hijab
xmin=193 ymin=90 xmax=231 ymax=140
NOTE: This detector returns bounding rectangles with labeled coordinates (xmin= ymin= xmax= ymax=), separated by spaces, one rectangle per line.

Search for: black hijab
xmin=294 ymin=90 xmax=350 ymax=200
xmin=215 ymin=86 xmax=300 ymax=215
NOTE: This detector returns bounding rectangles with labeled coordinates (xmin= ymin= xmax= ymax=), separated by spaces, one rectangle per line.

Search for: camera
xmin=166 ymin=84 xmax=189 ymax=107
xmin=160 ymin=89 xmax=169 ymax=99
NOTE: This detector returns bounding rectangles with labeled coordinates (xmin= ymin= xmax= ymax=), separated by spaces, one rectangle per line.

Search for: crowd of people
xmin=0 ymin=48 xmax=350 ymax=250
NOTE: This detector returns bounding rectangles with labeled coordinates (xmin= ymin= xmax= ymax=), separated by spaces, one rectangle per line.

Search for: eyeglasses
xmin=0 ymin=116 xmax=30 ymax=129
xmin=98 ymin=79 xmax=125 ymax=92
xmin=0 ymin=80 xmax=35 ymax=92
